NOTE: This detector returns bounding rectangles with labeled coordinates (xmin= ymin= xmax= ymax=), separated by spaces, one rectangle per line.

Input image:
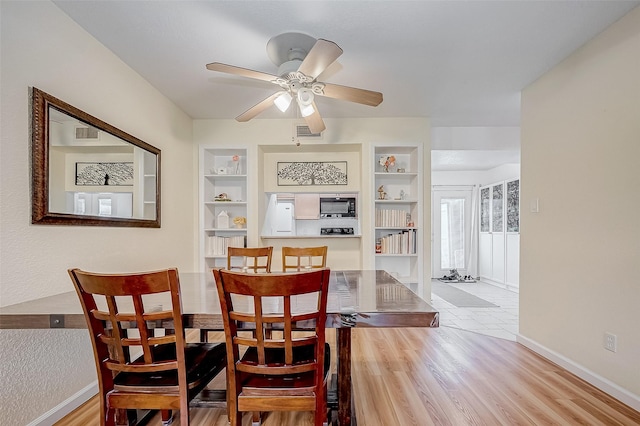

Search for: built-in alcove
xmin=256 ymin=143 xmax=364 ymax=271
xmin=257 ymin=143 xmax=362 ymax=235
xmin=261 ymin=192 xmax=360 ymax=237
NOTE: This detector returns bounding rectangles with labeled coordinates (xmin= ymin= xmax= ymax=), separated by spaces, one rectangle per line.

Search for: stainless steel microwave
xmin=319 ymin=196 xmax=356 ymax=218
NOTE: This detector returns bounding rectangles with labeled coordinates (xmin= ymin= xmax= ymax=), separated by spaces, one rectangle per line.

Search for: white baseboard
xmin=27 ymin=381 xmax=97 ymax=426
xmin=517 ymin=334 xmax=640 ymax=412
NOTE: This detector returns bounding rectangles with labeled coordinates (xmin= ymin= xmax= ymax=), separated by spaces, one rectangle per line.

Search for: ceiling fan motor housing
xmin=288 ymin=80 xmax=303 ymax=92
xmin=277 ymin=59 xmax=303 ymax=80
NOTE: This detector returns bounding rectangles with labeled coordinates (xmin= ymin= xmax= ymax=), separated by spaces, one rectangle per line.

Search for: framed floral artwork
xmin=75 ymin=162 xmax=134 ymax=186
xmin=277 ymin=161 xmax=347 ymax=186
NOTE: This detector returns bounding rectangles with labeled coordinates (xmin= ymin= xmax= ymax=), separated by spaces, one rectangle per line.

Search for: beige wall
xmin=520 ymin=6 xmax=640 ymax=401
xmin=0 ymin=1 xmax=196 ymax=423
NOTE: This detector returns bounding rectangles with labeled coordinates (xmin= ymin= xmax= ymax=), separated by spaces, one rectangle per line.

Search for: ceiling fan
xmin=206 ymin=32 xmax=383 ymax=134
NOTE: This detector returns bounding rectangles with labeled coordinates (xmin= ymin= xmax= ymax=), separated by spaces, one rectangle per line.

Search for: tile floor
xmin=428 ymin=279 xmax=519 ymax=341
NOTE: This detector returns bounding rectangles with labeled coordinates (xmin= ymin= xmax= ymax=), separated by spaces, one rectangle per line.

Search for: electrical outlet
xmin=604 ymin=332 xmax=617 ymax=352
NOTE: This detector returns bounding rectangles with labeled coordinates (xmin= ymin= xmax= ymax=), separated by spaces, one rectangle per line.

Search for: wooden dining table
xmin=0 ymin=269 xmax=439 ymax=425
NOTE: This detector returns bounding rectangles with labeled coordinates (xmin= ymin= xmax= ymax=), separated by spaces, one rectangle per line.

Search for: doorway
xmin=432 ymin=187 xmax=474 ymax=279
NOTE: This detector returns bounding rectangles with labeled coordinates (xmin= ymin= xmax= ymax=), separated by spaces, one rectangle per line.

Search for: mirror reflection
xmin=32 ymin=88 xmax=161 ymax=227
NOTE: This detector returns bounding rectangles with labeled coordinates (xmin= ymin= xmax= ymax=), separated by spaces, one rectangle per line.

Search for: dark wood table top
xmin=0 ymin=270 xmax=439 ymax=330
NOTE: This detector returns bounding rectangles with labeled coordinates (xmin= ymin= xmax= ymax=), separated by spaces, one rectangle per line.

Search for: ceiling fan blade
xmin=206 ymin=62 xmax=278 ymax=83
xmin=235 ymin=92 xmax=282 ymax=122
xmin=303 ymin=102 xmax=326 ymax=134
xmin=297 ymin=39 xmax=343 ymax=79
xmin=319 ymin=82 xmax=383 ymax=107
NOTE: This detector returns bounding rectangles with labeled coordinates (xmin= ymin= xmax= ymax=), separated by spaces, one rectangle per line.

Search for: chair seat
xmin=114 ymin=342 xmax=226 ymax=393
xmin=239 ymin=343 xmax=330 ymax=393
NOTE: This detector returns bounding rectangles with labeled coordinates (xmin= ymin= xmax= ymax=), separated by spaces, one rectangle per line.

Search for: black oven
xmin=319 ymin=196 xmax=356 ymax=218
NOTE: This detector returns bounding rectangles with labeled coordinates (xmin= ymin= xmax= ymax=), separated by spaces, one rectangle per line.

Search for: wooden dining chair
xmin=202 ymin=246 xmax=275 ymax=342
xmin=213 ymin=268 xmax=331 ymax=426
xmin=282 ymin=246 xmax=328 ymax=271
xmin=227 ymin=246 xmax=273 ymax=273
xmin=68 ymin=268 xmax=227 ymax=426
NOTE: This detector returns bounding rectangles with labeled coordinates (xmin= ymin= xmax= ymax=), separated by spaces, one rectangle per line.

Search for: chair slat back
xmin=213 ymin=268 xmax=330 ymax=377
xmin=227 ymin=246 xmax=273 ymax=273
xmin=68 ymin=268 xmax=186 ymax=378
xmin=282 ymin=246 xmax=327 ymax=271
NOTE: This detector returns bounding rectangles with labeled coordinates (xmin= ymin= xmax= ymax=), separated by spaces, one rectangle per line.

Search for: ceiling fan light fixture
xmin=299 ymin=102 xmax=315 ymax=117
xmin=297 ymin=88 xmax=314 ymax=106
xmin=274 ymin=92 xmax=292 ymax=112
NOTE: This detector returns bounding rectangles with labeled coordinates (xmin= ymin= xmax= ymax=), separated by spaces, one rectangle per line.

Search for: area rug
xmin=431 ymin=281 xmax=498 ymax=308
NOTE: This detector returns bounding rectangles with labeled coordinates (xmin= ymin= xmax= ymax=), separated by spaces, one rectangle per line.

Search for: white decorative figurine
xmin=217 ymin=210 xmax=229 ymax=229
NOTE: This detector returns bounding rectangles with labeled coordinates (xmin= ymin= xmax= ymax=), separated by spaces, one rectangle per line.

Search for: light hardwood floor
xmin=55 ymin=327 xmax=640 ymax=425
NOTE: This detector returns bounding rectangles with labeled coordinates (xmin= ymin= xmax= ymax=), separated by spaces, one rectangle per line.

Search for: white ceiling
xmin=51 ymin=1 xmax=638 ymax=169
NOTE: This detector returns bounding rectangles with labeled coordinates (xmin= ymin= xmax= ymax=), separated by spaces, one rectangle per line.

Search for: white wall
xmin=479 ymin=163 xmax=520 ymax=187
xmin=432 ymin=164 xmax=520 ymax=187
xmin=0 ymin=2 xmax=196 ymax=424
xmin=520 ymin=5 xmax=640 ymax=405
xmin=432 ymin=170 xmax=485 ymax=186
xmin=431 ymin=126 xmax=520 ymax=150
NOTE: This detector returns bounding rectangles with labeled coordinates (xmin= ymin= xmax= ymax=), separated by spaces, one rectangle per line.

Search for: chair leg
xmin=200 ymin=329 xmax=209 ymax=342
xmin=114 ymin=408 xmax=128 ymax=426
xmin=316 ymin=387 xmax=328 ymax=426
xmin=252 ymin=411 xmax=262 ymax=425
xmin=228 ymin=384 xmax=242 ymax=426
xmin=180 ymin=403 xmax=190 ymax=426
xmin=161 ymin=410 xmax=173 ymax=425
xmin=230 ymin=409 xmax=242 ymax=426
xmin=105 ymin=407 xmax=116 ymax=426
xmin=315 ymin=406 xmax=328 ymax=426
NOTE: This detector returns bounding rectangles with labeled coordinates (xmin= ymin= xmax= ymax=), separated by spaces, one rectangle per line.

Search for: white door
xmin=432 ymin=189 xmax=472 ymax=278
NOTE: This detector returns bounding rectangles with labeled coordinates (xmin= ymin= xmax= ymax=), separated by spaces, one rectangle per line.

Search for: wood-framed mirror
xmin=31 ymin=87 xmax=161 ymax=227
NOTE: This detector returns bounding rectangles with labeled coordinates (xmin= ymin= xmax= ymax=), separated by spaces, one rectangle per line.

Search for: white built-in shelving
xmin=142 ymin=150 xmax=157 ymax=220
xmin=199 ymin=147 xmax=248 ymax=272
xmin=373 ymin=144 xmax=423 ymax=284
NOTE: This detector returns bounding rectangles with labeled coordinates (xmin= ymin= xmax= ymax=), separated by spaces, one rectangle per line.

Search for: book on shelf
xmin=377 ymin=229 xmax=416 ymax=254
xmin=206 ymin=235 xmax=245 ymax=256
xmin=375 ymin=208 xmax=412 ymax=228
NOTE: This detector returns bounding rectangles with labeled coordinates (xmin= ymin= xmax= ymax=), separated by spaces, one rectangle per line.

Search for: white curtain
xmin=466 ymin=185 xmax=479 ymax=278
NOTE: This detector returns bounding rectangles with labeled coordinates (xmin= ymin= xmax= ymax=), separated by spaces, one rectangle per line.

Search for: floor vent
xmin=295 ymin=124 xmax=322 ymax=138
